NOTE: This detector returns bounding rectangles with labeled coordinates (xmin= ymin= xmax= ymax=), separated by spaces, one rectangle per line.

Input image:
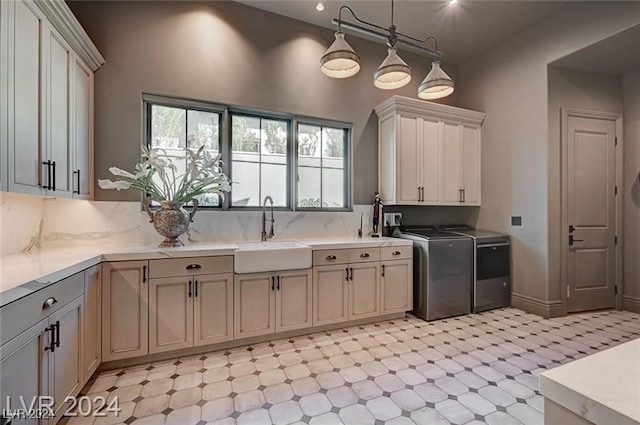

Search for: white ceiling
xmin=235 ymin=0 xmax=567 ymax=64
xmin=552 ymin=24 xmax=640 ymax=75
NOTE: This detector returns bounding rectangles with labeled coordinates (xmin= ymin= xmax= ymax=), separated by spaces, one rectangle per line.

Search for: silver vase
xmin=143 ymin=198 xmax=199 ymax=247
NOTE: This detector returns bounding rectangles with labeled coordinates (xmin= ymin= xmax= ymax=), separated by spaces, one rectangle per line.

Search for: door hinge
xmin=566 ymin=285 xmax=570 ymax=299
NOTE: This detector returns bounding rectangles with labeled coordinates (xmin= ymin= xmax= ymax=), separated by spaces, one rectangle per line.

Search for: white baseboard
xmin=622 ymin=295 xmax=640 ymax=314
xmin=511 ymin=292 xmax=563 ymax=318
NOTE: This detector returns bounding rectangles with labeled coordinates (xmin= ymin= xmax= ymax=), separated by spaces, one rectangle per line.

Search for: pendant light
xmin=374 ymin=47 xmax=411 ymax=90
xmin=417 ymin=39 xmax=454 ymax=100
xmin=320 ymin=31 xmax=361 ymax=79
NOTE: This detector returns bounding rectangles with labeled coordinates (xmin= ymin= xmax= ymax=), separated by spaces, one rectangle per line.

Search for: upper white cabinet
xmin=375 ymin=96 xmax=485 ymax=206
xmin=0 ymin=0 xmax=102 ymax=199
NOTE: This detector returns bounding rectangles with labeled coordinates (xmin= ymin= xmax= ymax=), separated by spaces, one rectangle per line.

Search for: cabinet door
xmin=194 ymin=273 xmax=233 ymax=347
xmin=349 ymin=263 xmax=381 ymax=320
xmin=149 ymin=277 xmax=193 ymax=354
xmin=381 ymin=260 xmax=413 ymax=314
xmin=420 ymin=119 xmax=441 ymax=204
xmin=83 ymin=265 xmax=101 ymax=381
xmin=0 ymin=319 xmax=49 ymax=425
xmin=276 ymin=269 xmax=312 ymax=333
xmin=8 ymin=0 xmax=46 ymax=195
xmin=462 ymin=126 xmax=481 ymax=205
xmin=234 ymin=273 xmax=275 ymax=339
xmin=102 ymin=261 xmax=149 ymax=361
xmin=49 ymin=296 xmax=83 ymax=419
xmin=313 ymin=265 xmax=348 ymax=326
xmin=442 ymin=123 xmax=463 ymax=204
xmin=396 ymin=115 xmax=421 ymax=204
xmin=45 ymin=24 xmax=72 ymax=197
xmin=71 ymin=55 xmax=93 ymax=199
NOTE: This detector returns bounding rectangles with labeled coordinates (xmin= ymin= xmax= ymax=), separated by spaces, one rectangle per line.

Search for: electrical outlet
xmin=384 ymin=213 xmax=403 ymax=226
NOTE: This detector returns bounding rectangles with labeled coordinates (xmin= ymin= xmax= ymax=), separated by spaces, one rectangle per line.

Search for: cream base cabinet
xmin=275 ymin=270 xmax=312 ymax=333
xmin=313 ymin=265 xmax=349 ymax=326
xmin=381 ymin=260 xmax=413 ymax=314
xmin=375 ymin=96 xmax=485 ymax=206
xmin=349 ymin=263 xmax=381 ymax=320
xmin=102 ymin=261 xmax=149 ymax=362
xmin=149 ymin=277 xmax=193 ymax=354
xmin=83 ymin=265 xmax=100 ymax=381
xmin=48 ymin=296 xmax=83 ymax=420
xmin=0 ymin=319 xmax=50 ymax=425
xmin=195 ymin=273 xmax=234 ymax=346
xmin=234 ymin=273 xmax=276 ymax=339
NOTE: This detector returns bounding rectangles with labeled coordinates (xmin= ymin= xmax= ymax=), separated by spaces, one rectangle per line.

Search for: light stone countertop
xmin=540 ymin=338 xmax=640 ymax=425
xmin=0 ymin=237 xmax=411 ymax=307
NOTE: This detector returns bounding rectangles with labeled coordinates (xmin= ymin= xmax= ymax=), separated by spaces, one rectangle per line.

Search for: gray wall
xmin=68 ymin=0 xmax=458 ymax=204
xmin=546 ymin=66 xmax=623 ymax=303
xmin=458 ymin=2 xmax=640 ymax=316
xmin=623 ymin=70 xmax=640 ymax=311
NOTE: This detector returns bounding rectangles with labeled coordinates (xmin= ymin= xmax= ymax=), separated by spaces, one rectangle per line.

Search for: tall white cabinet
xmin=0 ymin=0 xmax=103 ymax=198
xmin=375 ymin=96 xmax=485 ymax=206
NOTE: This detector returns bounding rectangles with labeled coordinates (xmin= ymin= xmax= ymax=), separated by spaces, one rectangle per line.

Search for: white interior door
xmin=566 ymin=115 xmax=617 ymax=312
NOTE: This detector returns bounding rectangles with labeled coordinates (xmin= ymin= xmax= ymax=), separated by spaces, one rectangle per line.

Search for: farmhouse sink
xmin=234 ymin=241 xmax=312 ymax=274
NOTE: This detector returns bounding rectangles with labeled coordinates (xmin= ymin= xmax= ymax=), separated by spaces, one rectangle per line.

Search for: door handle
xmin=42 ymin=161 xmax=51 ymax=190
xmin=326 ymin=255 xmax=337 ymax=261
xmin=73 ymin=170 xmax=80 ymax=194
xmin=360 ymin=253 xmax=370 ymax=259
xmin=142 ymin=265 xmax=147 ymax=283
xmin=421 ymin=187 xmax=425 ymax=202
xmin=42 ymin=297 xmax=57 ymax=309
xmin=54 ymin=320 xmax=60 ymax=348
xmin=345 ymin=267 xmax=350 ymax=281
xmin=462 ymin=188 xmax=465 ymax=203
xmin=459 ymin=189 xmax=463 ymax=203
xmin=417 ymin=187 xmax=421 ymax=202
xmin=569 ymin=234 xmax=585 ymax=246
xmin=381 ymin=265 xmax=385 ymax=277
xmin=195 ymin=280 xmax=198 ymax=297
xmin=350 ymin=267 xmax=353 ymax=281
xmin=188 ymin=281 xmax=192 ymax=298
xmin=392 ymin=251 xmax=401 ymax=256
xmin=44 ymin=325 xmax=56 ymax=352
xmin=271 ymin=276 xmax=275 ymax=291
xmin=51 ymin=161 xmax=56 ymax=191
xmin=276 ymin=275 xmax=280 ymax=291
xmin=185 ymin=264 xmax=202 ymax=271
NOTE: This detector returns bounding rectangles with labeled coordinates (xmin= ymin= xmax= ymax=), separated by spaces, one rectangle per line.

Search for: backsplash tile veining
xmin=0 ymin=192 xmax=374 ymax=256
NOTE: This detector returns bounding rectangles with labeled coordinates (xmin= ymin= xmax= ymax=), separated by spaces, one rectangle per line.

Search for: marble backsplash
xmin=1 ymin=191 xmax=375 ymax=256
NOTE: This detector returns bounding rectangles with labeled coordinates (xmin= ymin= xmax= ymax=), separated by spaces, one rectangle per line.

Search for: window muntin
xmin=296 ymin=124 xmax=348 ymax=209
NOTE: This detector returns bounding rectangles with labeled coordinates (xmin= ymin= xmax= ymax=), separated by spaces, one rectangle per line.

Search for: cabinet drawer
xmin=313 ymin=249 xmax=349 ymax=266
xmin=0 ymin=271 xmax=84 ymax=346
xmin=381 ymin=246 xmax=412 ymax=261
xmin=348 ymin=248 xmax=380 ymax=263
xmin=149 ymin=256 xmax=233 ymax=278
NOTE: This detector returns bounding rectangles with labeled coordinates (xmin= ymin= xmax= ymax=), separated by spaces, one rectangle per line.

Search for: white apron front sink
xmin=234 ymin=241 xmax=312 ymax=274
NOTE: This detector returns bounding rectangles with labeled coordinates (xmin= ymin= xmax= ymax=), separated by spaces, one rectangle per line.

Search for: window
xmin=296 ymin=123 xmax=348 ymax=209
xmin=144 ymin=95 xmax=351 ymax=210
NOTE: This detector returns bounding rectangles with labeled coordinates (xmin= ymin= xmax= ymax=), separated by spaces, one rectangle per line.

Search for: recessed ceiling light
xmin=316 ymin=2 xmax=325 ymax=11
xmin=449 ymin=0 xmax=458 ymax=5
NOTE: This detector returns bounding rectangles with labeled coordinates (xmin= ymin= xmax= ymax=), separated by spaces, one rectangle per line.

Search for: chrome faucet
xmin=261 ymin=196 xmax=275 ymax=241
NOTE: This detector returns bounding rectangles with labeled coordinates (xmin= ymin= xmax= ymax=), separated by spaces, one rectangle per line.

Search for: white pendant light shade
xmin=418 ymin=60 xmax=455 ymax=100
xmin=374 ymin=48 xmax=411 ymax=90
xmin=320 ymin=32 xmax=361 ymax=79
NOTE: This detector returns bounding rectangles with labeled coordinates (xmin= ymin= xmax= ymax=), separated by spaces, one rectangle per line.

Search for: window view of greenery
xmin=150 ymin=105 xmax=221 ymax=206
xmin=297 ymin=124 xmax=347 ymax=209
xmin=231 ymin=115 xmax=288 ymax=207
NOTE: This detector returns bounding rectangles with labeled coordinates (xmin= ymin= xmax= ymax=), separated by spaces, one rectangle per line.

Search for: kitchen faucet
xmin=261 ymin=196 xmax=275 ymax=241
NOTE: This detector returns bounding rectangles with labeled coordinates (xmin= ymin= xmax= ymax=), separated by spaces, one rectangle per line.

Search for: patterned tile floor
xmin=63 ymin=308 xmax=640 ymax=425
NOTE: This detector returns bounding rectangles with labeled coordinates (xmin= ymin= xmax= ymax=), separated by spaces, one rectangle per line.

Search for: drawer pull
xmin=42 ymin=297 xmax=57 ymax=309
xmin=326 ymin=255 xmax=337 ymax=261
xmin=186 ymin=264 xmax=202 ymax=270
xmin=360 ymin=253 xmax=370 ymax=258
xmin=392 ymin=251 xmax=401 ymax=256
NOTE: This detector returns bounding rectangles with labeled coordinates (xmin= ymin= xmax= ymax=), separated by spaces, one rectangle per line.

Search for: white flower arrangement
xmin=98 ymin=146 xmax=231 ymax=203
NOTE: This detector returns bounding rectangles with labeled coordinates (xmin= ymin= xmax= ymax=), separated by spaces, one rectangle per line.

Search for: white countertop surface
xmin=540 ymin=338 xmax=640 ymax=425
xmin=0 ymin=237 xmax=410 ymax=307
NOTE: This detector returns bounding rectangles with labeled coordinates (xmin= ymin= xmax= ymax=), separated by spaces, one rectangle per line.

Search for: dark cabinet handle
xmin=42 ymin=161 xmax=51 ymax=190
xmin=345 ymin=267 xmax=350 ymax=281
xmin=381 ymin=265 xmax=385 ymax=277
xmin=271 ymin=276 xmax=275 ymax=291
xmin=44 ymin=325 xmax=55 ymax=352
xmin=350 ymin=267 xmax=353 ymax=281
xmin=42 ymin=297 xmax=57 ymax=309
xmin=188 ymin=281 xmax=192 ymax=298
xmin=54 ymin=320 xmax=60 ymax=348
xmin=392 ymin=251 xmax=401 ymax=256
xmin=186 ymin=264 xmax=202 ymax=270
xmin=195 ymin=280 xmax=199 ymax=297
xmin=51 ymin=161 xmax=56 ymax=191
xmin=326 ymin=255 xmax=337 ymax=261
xmin=462 ymin=189 xmax=466 ymax=203
xmin=360 ymin=253 xmax=370 ymax=258
xmin=73 ymin=170 xmax=80 ymax=195
xmin=142 ymin=265 xmax=147 ymax=283
xmin=276 ymin=275 xmax=280 ymax=291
